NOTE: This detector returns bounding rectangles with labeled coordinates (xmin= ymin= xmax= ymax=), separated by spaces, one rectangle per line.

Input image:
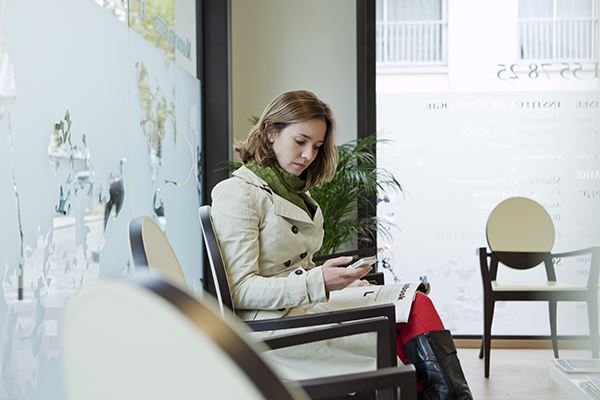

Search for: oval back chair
xmin=478 ymin=196 xmax=599 ymax=378
xmin=63 ymin=272 xmax=417 ymax=400
xmin=62 ymin=272 xmax=306 ymax=400
xmin=128 ymin=216 xmax=187 ymax=288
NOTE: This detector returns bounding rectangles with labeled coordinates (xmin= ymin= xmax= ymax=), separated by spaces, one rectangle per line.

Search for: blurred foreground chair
xmin=63 ymin=272 xmax=416 ymax=400
xmin=129 ymin=215 xmax=415 ymax=399
xmin=478 ymin=196 xmax=599 ymax=378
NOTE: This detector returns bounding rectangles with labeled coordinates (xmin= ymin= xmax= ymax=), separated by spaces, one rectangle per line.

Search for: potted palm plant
xmin=310 ymin=134 xmax=401 ymax=256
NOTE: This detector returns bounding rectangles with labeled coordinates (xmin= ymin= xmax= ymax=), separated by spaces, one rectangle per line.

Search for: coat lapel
xmin=233 ymin=166 xmax=321 ymax=225
xmin=272 ymin=193 xmax=314 ymax=224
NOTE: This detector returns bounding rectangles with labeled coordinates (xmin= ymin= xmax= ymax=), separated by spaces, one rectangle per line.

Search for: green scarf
xmin=246 ymin=161 xmax=313 ymax=217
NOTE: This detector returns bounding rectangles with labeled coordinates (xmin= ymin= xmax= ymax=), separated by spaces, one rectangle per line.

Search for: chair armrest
xmin=246 ymin=303 xmax=395 ymax=331
xmin=298 ymin=365 xmax=416 ymax=400
xmin=551 ymin=246 xmax=599 ymax=258
xmin=247 ymin=304 xmax=397 ymax=369
xmin=552 ymin=247 xmax=600 ymax=290
xmin=261 ymin=316 xmax=396 ymax=368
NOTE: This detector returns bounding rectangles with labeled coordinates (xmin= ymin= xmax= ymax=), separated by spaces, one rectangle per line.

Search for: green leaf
xmin=311 ymin=135 xmax=402 ymax=255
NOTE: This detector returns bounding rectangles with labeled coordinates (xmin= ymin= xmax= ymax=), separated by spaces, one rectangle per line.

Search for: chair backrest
xmin=128 ymin=216 xmax=187 ymax=288
xmin=486 ymin=196 xmax=555 ymax=269
xmin=62 ymin=272 xmax=306 ymax=400
xmin=198 ymin=205 xmax=235 ymax=315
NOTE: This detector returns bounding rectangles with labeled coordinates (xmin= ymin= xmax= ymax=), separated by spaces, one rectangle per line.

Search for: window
xmin=376 ymin=0 xmax=448 ymax=66
xmin=519 ymin=0 xmax=598 ymax=60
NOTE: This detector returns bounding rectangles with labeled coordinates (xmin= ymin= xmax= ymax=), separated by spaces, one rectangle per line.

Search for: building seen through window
xmin=519 ymin=0 xmax=598 ymax=60
xmin=376 ymin=0 xmax=447 ymax=66
xmin=376 ymin=0 xmax=599 ymax=338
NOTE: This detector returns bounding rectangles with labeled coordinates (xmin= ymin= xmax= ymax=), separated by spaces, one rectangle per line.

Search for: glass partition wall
xmin=0 ymin=1 xmax=203 ymax=398
xmin=376 ymin=0 xmax=600 ymax=335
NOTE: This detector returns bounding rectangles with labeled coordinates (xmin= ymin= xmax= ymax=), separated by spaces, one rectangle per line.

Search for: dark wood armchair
xmin=478 ymin=197 xmax=599 ymax=378
xmin=197 ymin=206 xmax=398 ymax=364
xmin=63 ymin=272 xmax=416 ymax=400
xmin=129 ymin=214 xmax=416 ymax=399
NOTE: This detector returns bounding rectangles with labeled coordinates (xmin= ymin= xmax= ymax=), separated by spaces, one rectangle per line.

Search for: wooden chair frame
xmin=478 ymin=246 xmax=600 ymax=378
xmin=130 ymin=213 xmax=416 ymax=399
xmin=65 ymin=272 xmax=416 ymax=400
xmin=197 ymin=206 xmax=399 ymax=367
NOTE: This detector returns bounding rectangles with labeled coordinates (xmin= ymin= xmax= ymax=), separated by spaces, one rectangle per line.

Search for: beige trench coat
xmin=211 ymin=166 xmax=379 ymax=380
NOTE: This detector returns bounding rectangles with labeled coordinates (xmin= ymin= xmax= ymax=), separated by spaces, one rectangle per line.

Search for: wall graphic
xmin=0 ymin=0 xmax=202 ymax=398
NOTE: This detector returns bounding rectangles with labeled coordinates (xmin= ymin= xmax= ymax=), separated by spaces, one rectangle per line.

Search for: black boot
xmin=404 ymin=330 xmax=473 ymax=400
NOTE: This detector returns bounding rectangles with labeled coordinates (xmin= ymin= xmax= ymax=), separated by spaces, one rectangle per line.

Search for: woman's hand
xmin=322 ymin=256 xmax=373 ymax=293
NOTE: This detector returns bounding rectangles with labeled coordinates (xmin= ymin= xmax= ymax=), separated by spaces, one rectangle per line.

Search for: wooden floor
xmin=457 ymin=347 xmax=589 ymax=399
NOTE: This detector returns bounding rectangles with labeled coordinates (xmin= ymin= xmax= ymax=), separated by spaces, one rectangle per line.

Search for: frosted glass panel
xmin=0 ymin=0 xmax=202 ymax=398
xmin=377 ymin=91 xmax=600 ymax=335
xmin=377 ymin=0 xmax=600 ymax=336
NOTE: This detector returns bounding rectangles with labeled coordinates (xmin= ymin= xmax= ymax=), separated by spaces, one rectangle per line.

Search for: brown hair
xmin=235 ymin=90 xmax=338 ymax=186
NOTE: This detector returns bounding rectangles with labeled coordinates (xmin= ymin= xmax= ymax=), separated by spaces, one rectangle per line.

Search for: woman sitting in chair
xmin=211 ymin=90 xmax=472 ymax=400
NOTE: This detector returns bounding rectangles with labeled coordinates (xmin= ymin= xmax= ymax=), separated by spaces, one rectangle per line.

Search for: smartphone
xmin=346 ymin=256 xmax=377 ymax=269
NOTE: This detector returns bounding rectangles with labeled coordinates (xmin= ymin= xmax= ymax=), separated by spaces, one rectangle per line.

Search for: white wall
xmin=231 ymin=0 xmax=357 ymax=147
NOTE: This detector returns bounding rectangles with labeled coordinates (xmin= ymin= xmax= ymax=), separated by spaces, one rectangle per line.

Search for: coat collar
xmin=233 ymin=166 xmax=322 ymax=225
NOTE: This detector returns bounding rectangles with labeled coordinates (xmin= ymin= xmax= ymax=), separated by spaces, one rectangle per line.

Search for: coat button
xmin=291 ymin=225 xmax=299 ymax=234
xmin=284 ymin=260 xmax=291 ymax=267
xmin=295 ymin=269 xmax=303 ymax=275
xmin=300 ymin=252 xmax=307 ymax=259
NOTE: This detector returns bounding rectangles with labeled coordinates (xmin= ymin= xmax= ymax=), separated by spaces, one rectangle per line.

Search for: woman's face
xmin=268 ymin=119 xmax=326 ymax=176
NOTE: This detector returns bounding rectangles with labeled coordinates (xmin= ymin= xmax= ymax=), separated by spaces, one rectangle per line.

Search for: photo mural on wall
xmin=0 ymin=0 xmax=202 ymax=398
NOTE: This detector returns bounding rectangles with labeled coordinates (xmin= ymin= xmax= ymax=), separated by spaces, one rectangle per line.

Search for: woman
xmin=211 ymin=90 xmax=472 ymax=400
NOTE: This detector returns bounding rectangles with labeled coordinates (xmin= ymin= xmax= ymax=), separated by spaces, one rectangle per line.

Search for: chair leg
xmin=549 ymin=300 xmax=559 ymax=358
xmin=483 ymin=300 xmax=495 ymax=378
xmin=588 ymin=293 xmax=599 ymax=358
xmin=478 ymin=340 xmax=483 ymax=359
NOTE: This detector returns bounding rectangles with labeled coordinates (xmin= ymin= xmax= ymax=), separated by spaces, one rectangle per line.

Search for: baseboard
xmin=454 ymin=335 xmax=594 ymax=349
